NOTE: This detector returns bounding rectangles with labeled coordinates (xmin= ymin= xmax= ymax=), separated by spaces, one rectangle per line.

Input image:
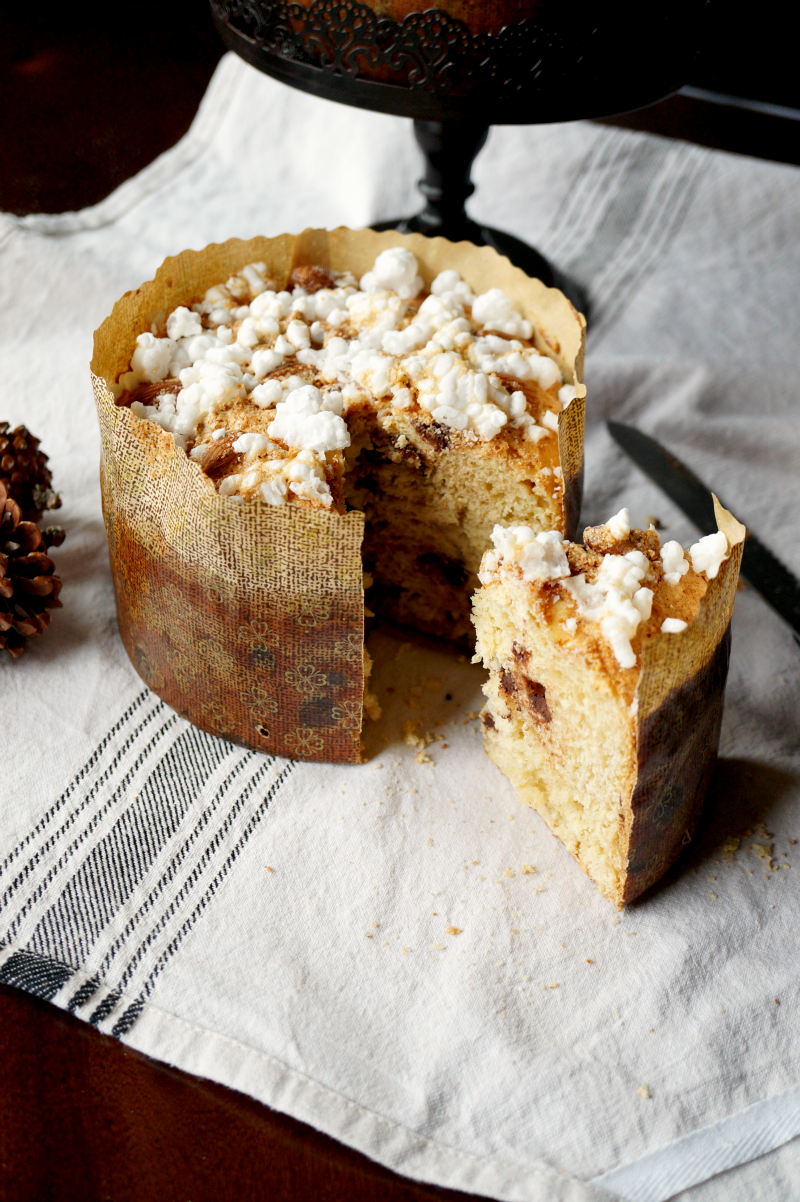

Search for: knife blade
xmin=607 ymin=420 xmax=800 ymax=640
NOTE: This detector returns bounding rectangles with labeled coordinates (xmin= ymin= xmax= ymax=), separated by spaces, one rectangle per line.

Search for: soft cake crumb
xmin=403 ymin=720 xmax=434 ymax=749
xmin=720 ymin=836 xmax=741 ymax=861
xmin=752 ymin=843 xmax=775 ymax=869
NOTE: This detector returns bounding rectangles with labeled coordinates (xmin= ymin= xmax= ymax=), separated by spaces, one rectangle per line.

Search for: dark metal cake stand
xmin=369 ymin=120 xmax=581 ymax=306
xmin=209 ymin=0 xmax=700 ymax=314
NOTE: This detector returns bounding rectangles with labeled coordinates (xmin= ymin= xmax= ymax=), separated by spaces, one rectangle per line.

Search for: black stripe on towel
xmin=0 ymin=948 xmax=74 ymax=1001
xmin=111 ymin=760 xmax=294 ymax=1038
xmin=1 ymin=706 xmax=179 ymax=947
xmin=27 ymin=724 xmax=232 ymax=969
xmin=1 ymin=690 xmax=153 ymax=880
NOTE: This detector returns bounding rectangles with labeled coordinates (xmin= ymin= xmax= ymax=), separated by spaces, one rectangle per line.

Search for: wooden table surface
xmin=0 ymin=981 xmax=498 ymax=1202
xmin=1 ymin=5 xmax=797 ymax=1200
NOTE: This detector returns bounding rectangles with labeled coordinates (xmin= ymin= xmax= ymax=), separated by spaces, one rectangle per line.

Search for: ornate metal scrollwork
xmin=209 ymin=0 xmax=572 ymax=98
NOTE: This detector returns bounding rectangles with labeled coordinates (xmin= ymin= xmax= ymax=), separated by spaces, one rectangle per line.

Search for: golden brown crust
xmin=564 ymin=542 xmax=601 ymax=577
xmin=474 ymin=505 xmax=745 ymax=907
xmin=525 ymin=531 xmax=712 ymax=709
xmin=582 ymin=524 xmax=661 ymax=560
xmin=117 ymin=253 xmax=577 ymax=526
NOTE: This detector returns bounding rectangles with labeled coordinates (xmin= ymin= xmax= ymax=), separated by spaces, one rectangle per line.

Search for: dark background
xmin=1 ymin=0 xmax=798 ymax=216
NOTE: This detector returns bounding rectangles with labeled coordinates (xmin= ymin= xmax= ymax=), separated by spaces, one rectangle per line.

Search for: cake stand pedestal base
xmin=372 ymin=120 xmax=588 ymax=318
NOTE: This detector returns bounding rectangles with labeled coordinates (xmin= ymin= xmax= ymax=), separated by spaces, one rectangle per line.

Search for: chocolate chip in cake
xmin=499 ymin=667 xmax=517 ymax=696
xmin=512 ymin=640 xmax=530 ymax=665
xmin=414 ymin=420 xmax=450 ymax=452
xmin=522 ymin=678 xmax=551 ymax=723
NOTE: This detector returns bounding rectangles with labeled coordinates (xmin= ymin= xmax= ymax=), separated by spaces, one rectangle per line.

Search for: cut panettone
xmin=472 ymin=501 xmax=745 ymax=907
xmin=91 ymin=230 xmax=585 ymax=762
xmin=114 ymin=241 xmax=583 ymax=646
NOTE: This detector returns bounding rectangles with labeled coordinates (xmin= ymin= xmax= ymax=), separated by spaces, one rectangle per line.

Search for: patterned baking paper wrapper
xmin=91 ymin=228 xmax=586 ymax=764
xmin=624 ymin=500 xmax=745 ymax=904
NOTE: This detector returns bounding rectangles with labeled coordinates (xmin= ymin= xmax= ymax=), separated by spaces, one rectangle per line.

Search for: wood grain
xmin=0 ymin=983 xmax=494 ymax=1202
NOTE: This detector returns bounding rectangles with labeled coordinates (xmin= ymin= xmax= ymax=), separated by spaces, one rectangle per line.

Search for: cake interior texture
xmin=473 ymin=512 xmax=742 ymax=907
xmin=476 ymin=582 xmax=638 ymax=904
xmin=344 ymin=389 xmax=562 ymax=643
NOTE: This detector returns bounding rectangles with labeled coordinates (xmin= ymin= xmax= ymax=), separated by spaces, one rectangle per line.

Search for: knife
xmin=607 ymin=420 xmax=800 ymax=642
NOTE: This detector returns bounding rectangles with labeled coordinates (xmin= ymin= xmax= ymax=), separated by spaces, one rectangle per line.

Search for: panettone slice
xmin=472 ymin=500 xmax=745 ymax=907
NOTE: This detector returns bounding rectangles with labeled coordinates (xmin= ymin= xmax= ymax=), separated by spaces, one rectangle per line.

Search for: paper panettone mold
xmin=91 ymin=228 xmax=586 ymax=763
xmin=623 ymin=500 xmax=745 ymax=903
xmin=473 ymin=499 xmax=745 ymax=907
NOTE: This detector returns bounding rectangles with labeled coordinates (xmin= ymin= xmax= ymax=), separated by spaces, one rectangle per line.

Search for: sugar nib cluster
xmin=0 ymin=422 xmax=65 ymax=660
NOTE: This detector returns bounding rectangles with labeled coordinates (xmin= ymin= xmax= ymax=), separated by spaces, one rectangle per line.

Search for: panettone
xmin=472 ymin=501 xmax=745 ymax=907
xmin=91 ymin=229 xmax=585 ymax=763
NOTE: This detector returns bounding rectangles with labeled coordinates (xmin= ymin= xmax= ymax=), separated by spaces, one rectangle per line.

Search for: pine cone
xmin=0 ymin=481 xmax=64 ymax=659
xmin=0 ymin=421 xmax=62 ymax=521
